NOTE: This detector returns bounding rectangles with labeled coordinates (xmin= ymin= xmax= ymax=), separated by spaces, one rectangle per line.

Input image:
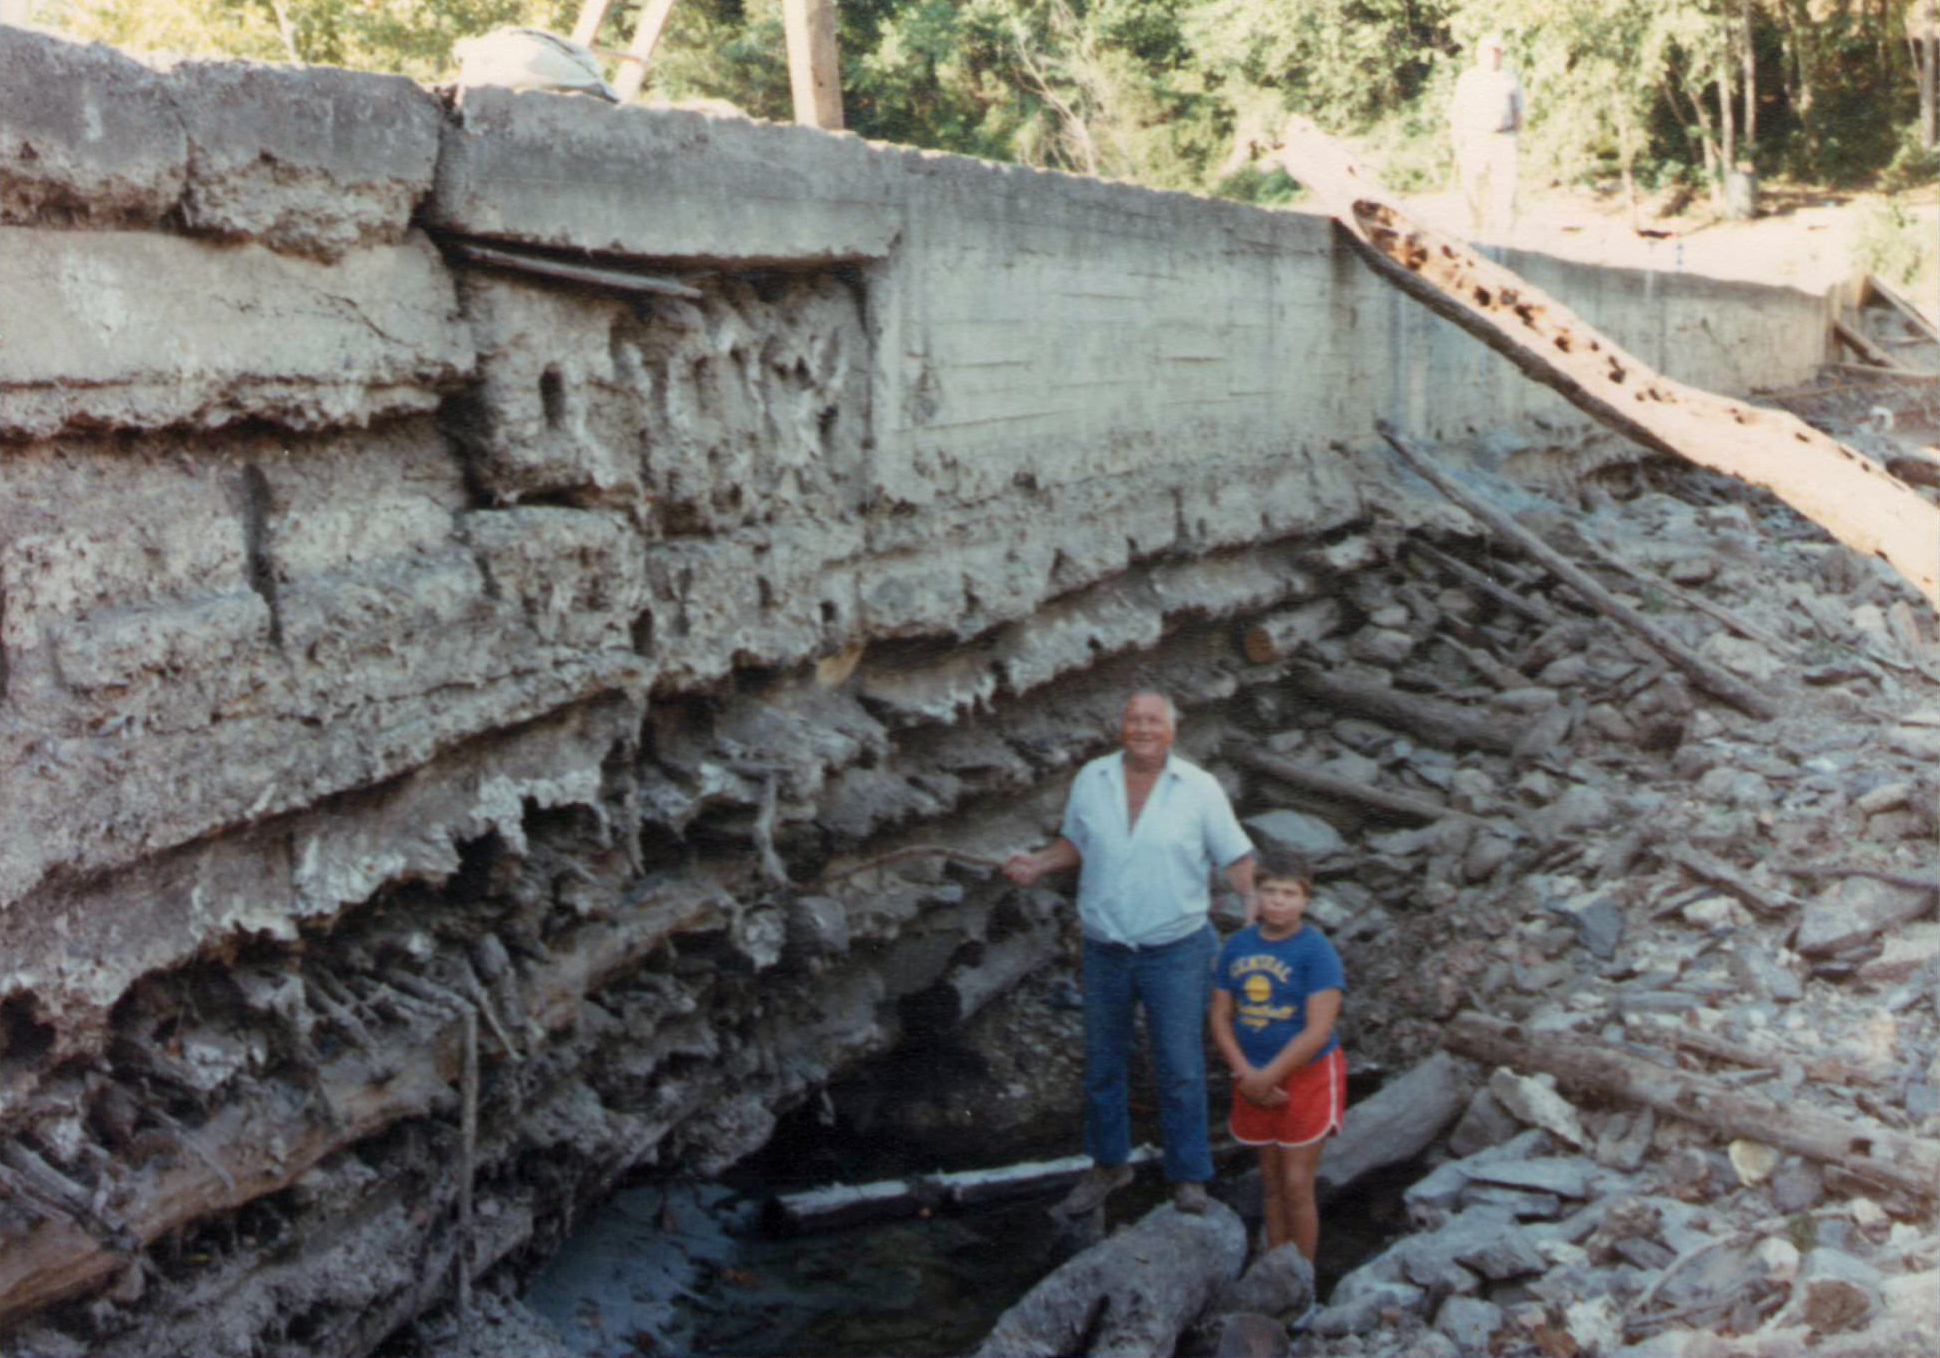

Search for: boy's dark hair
xmin=1254 ymin=847 xmax=1312 ymax=886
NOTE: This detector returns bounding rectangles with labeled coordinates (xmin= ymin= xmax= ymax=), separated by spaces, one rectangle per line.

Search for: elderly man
xmin=1005 ymin=691 xmax=1255 ymax=1216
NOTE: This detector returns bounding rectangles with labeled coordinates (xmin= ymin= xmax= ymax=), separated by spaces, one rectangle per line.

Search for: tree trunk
xmin=1743 ymin=1 xmax=1758 ymax=150
xmin=968 ymin=1200 xmax=1247 ymax=1358
xmin=1445 ymin=1014 xmax=1940 ymax=1202
xmin=1275 ymin=117 xmax=1940 ymax=613
xmin=1921 ymin=0 xmax=1939 ymax=148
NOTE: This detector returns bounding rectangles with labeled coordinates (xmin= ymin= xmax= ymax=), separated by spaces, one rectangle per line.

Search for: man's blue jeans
xmin=1081 ymin=924 xmax=1217 ymax=1184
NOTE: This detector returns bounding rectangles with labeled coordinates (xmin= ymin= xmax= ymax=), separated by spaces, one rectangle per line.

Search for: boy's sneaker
xmin=1057 ymin=1162 xmax=1133 ymax=1215
xmin=1173 ymin=1181 xmax=1209 ymax=1215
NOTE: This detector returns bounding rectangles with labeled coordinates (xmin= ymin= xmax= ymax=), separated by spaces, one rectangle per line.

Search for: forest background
xmin=13 ymin=0 xmax=1940 ymax=288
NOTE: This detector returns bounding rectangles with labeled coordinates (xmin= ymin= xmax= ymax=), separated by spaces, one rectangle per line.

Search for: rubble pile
xmin=886 ymin=432 xmax=1937 ymax=1358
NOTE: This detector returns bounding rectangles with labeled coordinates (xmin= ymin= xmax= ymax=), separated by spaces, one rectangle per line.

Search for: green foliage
xmin=24 ymin=0 xmax=1935 ymax=204
xmin=1852 ymin=194 xmax=1940 ymax=291
xmin=32 ymin=0 xmax=578 ymax=78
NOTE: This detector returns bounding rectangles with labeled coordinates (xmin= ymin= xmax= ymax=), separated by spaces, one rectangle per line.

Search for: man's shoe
xmin=1173 ymin=1181 xmax=1209 ymax=1215
xmin=1057 ymin=1162 xmax=1134 ymax=1215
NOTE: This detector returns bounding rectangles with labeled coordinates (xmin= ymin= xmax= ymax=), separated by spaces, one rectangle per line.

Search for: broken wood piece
xmin=1445 ymin=1013 xmax=1940 ymax=1201
xmin=1438 ymin=635 xmax=1527 ymax=691
xmin=1241 ymin=599 xmax=1343 ymax=663
xmin=1831 ymin=317 xmax=1913 ymax=373
xmin=1405 ymin=539 xmax=1559 ymax=625
xmin=1778 ymin=861 xmax=1940 ymax=896
xmin=1866 ymin=274 xmax=1940 ymax=343
xmin=1277 ymin=116 xmax=1940 ymax=611
xmin=968 ymin=1197 xmax=1246 ymax=1358
xmin=1651 ymin=1022 xmax=1883 ymax=1088
xmin=1574 ymin=535 xmax=1788 ymax=652
xmin=1378 ymin=427 xmax=1780 ymax=720
xmin=1825 ymin=361 xmax=1940 ymax=382
xmin=1282 ymin=662 xmax=1517 ymax=754
xmin=1234 ymin=748 xmax=1474 ymax=826
xmin=1661 ymin=843 xmax=1804 ymax=918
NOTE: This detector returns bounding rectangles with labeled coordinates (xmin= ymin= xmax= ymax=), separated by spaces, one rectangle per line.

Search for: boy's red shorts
xmin=1229 ymin=1047 xmax=1347 ymax=1148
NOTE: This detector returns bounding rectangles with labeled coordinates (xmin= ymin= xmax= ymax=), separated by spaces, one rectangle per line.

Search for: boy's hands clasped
xmin=1233 ymin=1066 xmax=1289 ymax=1108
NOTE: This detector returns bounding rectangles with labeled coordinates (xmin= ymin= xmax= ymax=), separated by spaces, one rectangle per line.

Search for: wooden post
xmin=783 ymin=0 xmax=844 ymax=129
xmin=612 ymin=0 xmax=682 ymax=101
xmin=569 ymin=0 xmax=614 ymax=46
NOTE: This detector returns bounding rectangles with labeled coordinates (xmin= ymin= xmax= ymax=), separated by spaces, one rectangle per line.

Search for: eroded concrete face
xmin=0 ymin=29 xmax=1838 ymax=1353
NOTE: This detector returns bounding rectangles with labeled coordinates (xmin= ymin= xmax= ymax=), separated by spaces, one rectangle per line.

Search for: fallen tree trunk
xmin=1283 ymin=662 xmax=1518 ymax=754
xmin=1277 ymin=116 xmax=1940 ymax=613
xmin=1379 ymin=427 xmax=1781 ymax=720
xmin=1446 ymin=1013 xmax=1940 ymax=1201
xmin=1233 ymin=748 xmax=1472 ymax=826
xmin=967 ymin=1199 xmax=1246 ymax=1358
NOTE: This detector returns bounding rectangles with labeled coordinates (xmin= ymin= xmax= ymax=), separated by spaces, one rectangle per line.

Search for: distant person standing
xmin=1450 ymin=33 xmax=1523 ymax=238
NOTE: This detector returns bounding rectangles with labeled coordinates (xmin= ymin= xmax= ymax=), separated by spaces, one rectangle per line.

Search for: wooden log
xmin=1445 ymin=1013 xmax=1940 ymax=1201
xmin=1661 ymin=843 xmax=1805 ymax=918
xmin=1832 ymin=317 xmax=1913 ymax=372
xmin=968 ymin=1198 xmax=1247 ymax=1358
xmin=1868 ymin=274 xmax=1940 ymax=343
xmin=1241 ymin=599 xmax=1342 ymax=663
xmin=610 ymin=0 xmax=680 ymax=100
xmin=1234 ymin=748 xmax=1474 ymax=826
xmin=1651 ymin=1022 xmax=1884 ymax=1088
xmin=1277 ymin=116 xmax=1940 ymax=612
xmin=1405 ymin=539 xmax=1559 ymax=625
xmin=1779 ymin=861 xmax=1940 ymax=896
xmin=1825 ymin=361 xmax=1940 ymax=382
xmin=782 ymin=0 xmax=843 ymax=129
xmin=1378 ymin=428 xmax=1781 ymax=720
xmin=1282 ymin=662 xmax=1517 ymax=754
xmin=1439 ymin=635 xmax=1527 ymax=691
xmin=1575 ymin=535 xmax=1789 ymax=652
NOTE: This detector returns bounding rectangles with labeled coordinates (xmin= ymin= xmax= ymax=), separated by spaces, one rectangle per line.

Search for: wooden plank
xmin=1869 ymin=273 xmax=1940 ymax=343
xmin=782 ymin=0 xmax=844 ymax=129
xmin=1833 ymin=316 xmax=1912 ymax=372
xmin=1276 ymin=116 xmax=1940 ymax=613
xmin=612 ymin=0 xmax=681 ymax=101
xmin=569 ymin=0 xmax=614 ymax=46
xmin=1379 ymin=428 xmax=1781 ymax=720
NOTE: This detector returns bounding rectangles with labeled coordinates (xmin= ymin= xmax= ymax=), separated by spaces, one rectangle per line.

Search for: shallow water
xmin=523 ymin=1177 xmax=1070 ymax=1358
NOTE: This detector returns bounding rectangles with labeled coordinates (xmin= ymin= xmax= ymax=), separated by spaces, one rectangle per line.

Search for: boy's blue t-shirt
xmin=1215 ymin=922 xmax=1345 ymax=1069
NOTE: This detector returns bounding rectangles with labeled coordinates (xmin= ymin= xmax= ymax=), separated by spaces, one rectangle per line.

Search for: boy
xmin=1210 ymin=848 xmax=1346 ymax=1260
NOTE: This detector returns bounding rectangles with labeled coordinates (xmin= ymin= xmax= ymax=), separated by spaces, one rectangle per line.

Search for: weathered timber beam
xmin=0 ymin=889 xmax=727 ymax=1329
xmin=1233 ymin=748 xmax=1473 ymax=826
xmin=1282 ymin=661 xmax=1517 ymax=754
xmin=1831 ymin=317 xmax=1912 ymax=372
xmin=1445 ymin=1013 xmax=1940 ymax=1201
xmin=1379 ymin=427 xmax=1780 ymax=720
xmin=1278 ymin=116 xmax=1940 ymax=612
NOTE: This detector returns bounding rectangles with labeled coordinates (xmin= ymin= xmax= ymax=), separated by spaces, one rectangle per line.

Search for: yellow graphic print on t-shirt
xmin=1231 ymin=953 xmax=1297 ymax=1031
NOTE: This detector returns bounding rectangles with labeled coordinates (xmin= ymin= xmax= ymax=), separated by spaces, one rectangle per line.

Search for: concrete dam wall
xmin=0 ymin=24 xmax=1831 ymax=1350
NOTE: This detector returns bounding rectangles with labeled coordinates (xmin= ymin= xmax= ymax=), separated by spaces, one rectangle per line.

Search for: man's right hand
xmin=1003 ymin=851 xmax=1043 ymax=887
